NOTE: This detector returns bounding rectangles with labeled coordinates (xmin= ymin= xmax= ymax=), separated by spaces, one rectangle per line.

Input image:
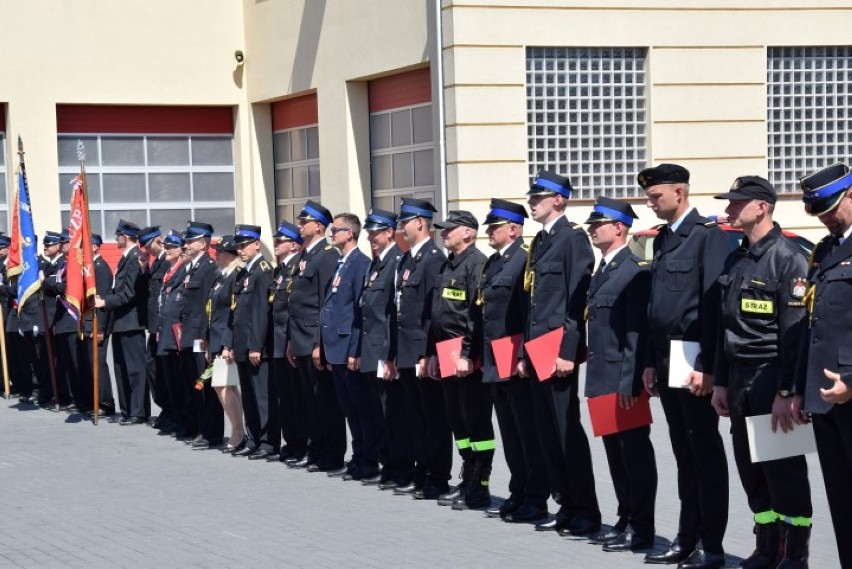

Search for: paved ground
xmin=0 ymin=376 xmax=840 ymax=568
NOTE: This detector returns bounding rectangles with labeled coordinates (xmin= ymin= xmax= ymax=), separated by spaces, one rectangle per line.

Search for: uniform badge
xmin=276 ymin=275 xmax=283 ymax=286
xmin=370 ymin=271 xmax=378 ymax=282
xmin=299 ymin=260 xmax=307 ymax=273
xmin=244 ymin=277 xmax=249 ymax=288
xmin=331 ymin=274 xmax=341 ymax=293
xmin=184 ymin=275 xmax=190 ymax=284
xmin=791 ymin=277 xmax=807 ymax=299
xmin=403 ymin=269 xmax=410 ymax=282
xmin=213 ymin=283 xmax=221 ymax=292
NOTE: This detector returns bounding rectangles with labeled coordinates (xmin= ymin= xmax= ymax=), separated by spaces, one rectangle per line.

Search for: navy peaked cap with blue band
xmin=214 ymin=235 xmax=238 ymax=255
xmin=398 ymin=197 xmax=437 ymax=222
xmin=483 ymin=199 xmax=528 ymax=226
xmin=91 ymin=234 xmax=103 ymax=247
xmin=274 ymin=221 xmax=304 ymax=244
xmin=234 ymin=224 xmax=262 ymax=244
xmin=363 ymin=208 xmax=398 ymax=231
xmin=297 ymin=200 xmax=333 ymax=227
xmin=163 ymin=229 xmax=185 ymax=248
xmin=800 ymin=163 xmax=852 ymax=216
xmin=184 ymin=220 xmax=214 ymax=240
xmin=637 ymin=163 xmax=690 ymax=189
xmin=583 ymin=196 xmax=639 ymax=227
xmin=115 ymin=219 xmax=141 ymax=237
xmin=527 ymin=170 xmax=573 ymax=197
xmin=0 ymin=233 xmax=11 ymax=248
xmin=43 ymin=231 xmax=63 ymax=245
xmin=139 ymin=226 xmax=162 ymax=247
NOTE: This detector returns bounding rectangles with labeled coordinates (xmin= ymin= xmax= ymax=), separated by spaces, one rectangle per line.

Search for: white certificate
xmin=376 ymin=359 xmax=400 ymax=380
xmin=746 ymin=414 xmax=817 ymax=463
xmin=668 ymin=340 xmax=700 ymax=388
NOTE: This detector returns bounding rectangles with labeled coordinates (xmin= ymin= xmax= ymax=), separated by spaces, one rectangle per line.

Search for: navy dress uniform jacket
xmin=83 ymin=256 xmax=113 ymax=335
xmin=358 ymin=245 xmax=402 ymax=374
xmin=103 ymin=246 xmax=148 ymax=333
xmin=145 ymin=253 xmax=168 ymax=334
xmin=287 ymin=242 xmax=340 ymax=358
xmin=232 ymin=256 xmax=273 ymax=362
xmin=179 ymin=253 xmax=217 ymax=350
xmin=395 ymin=240 xmax=447 ymax=369
xmin=41 ymin=255 xmax=78 ymax=334
xmin=207 ymin=265 xmax=238 ymax=357
xmin=157 ymin=263 xmax=187 ymax=354
xmin=320 ymin=248 xmax=371 ymax=366
xmin=270 ymin=255 xmax=299 ymax=359
xmin=584 ymin=247 xmax=651 ymax=398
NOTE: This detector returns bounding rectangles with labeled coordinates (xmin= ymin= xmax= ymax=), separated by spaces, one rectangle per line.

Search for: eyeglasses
xmin=330 ymin=227 xmax=352 ymax=235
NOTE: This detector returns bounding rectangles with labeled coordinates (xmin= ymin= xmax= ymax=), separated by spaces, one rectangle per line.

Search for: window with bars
xmin=0 ymin=132 xmax=7 ymax=233
xmin=370 ymin=103 xmax=436 ymax=212
xmin=767 ymin=46 xmax=852 ymax=193
xmin=273 ymin=125 xmax=321 ymax=223
xmin=57 ymin=135 xmax=236 ymax=239
xmin=526 ymin=47 xmax=648 ymax=199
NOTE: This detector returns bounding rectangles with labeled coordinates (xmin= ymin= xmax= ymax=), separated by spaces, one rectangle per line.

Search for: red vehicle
xmin=628 ymin=215 xmax=814 ymax=261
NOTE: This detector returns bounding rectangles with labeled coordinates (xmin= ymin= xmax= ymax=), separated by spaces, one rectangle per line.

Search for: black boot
xmin=454 ymin=460 xmax=491 ymax=510
xmin=776 ymin=523 xmax=810 ymax=569
xmin=438 ymin=455 xmax=472 ymax=506
xmin=741 ymin=523 xmax=781 ymax=569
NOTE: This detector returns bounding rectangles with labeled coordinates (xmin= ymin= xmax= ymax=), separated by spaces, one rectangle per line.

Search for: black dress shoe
xmin=248 ymin=449 xmax=278 ymax=461
xmin=602 ymin=532 xmax=655 ymax=552
xmin=588 ymin=528 xmax=623 ymax=545
xmin=232 ymin=446 xmax=258 ymax=457
xmin=413 ymin=486 xmax=448 ymax=500
xmin=361 ymin=474 xmax=383 ymax=486
xmin=560 ymin=516 xmax=601 ymax=537
xmin=645 ymin=541 xmax=694 ymax=565
xmin=327 ymin=466 xmax=350 ymax=477
xmin=287 ymin=456 xmax=312 ymax=469
xmin=119 ymin=416 xmax=146 ymax=426
xmin=504 ymin=503 xmax=549 ymax=523
xmin=108 ymin=415 xmax=126 ymax=424
xmin=193 ymin=439 xmax=224 ymax=450
xmin=486 ymin=497 xmax=521 ymax=519
xmin=393 ymin=482 xmax=420 ymax=495
xmin=676 ymin=549 xmax=725 ymax=569
xmin=437 ymin=486 xmax=462 ymax=506
xmin=17 ymin=396 xmax=33 ymax=404
xmin=536 ymin=518 xmax=570 ymax=532
xmin=378 ymin=480 xmax=401 ymax=491
xmin=190 ymin=436 xmax=208 ymax=448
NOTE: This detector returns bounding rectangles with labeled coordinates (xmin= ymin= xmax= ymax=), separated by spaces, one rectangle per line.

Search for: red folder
xmin=436 ymin=337 xmax=480 ymax=379
xmin=587 ymin=391 xmax=653 ymax=437
xmin=524 ymin=328 xmax=564 ymax=381
xmin=171 ymin=322 xmax=183 ymax=347
xmin=491 ymin=334 xmax=523 ymax=381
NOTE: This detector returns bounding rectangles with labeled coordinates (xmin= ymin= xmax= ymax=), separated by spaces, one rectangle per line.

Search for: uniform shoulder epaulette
xmin=430 ymin=248 xmax=438 ymax=254
xmin=653 ymin=223 xmax=666 ymax=230
xmin=636 ymin=259 xmax=652 ymax=267
xmin=521 ymin=243 xmax=529 ymax=250
xmin=567 ymin=221 xmax=584 ymax=232
xmin=703 ymin=221 xmax=717 ymax=227
xmin=259 ymin=260 xmax=272 ymax=272
xmin=324 ymin=244 xmax=333 ymax=251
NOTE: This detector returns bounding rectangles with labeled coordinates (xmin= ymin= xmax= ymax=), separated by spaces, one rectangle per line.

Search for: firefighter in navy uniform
xmin=522 ymin=171 xmax=601 ymax=537
xmin=425 ymin=210 xmax=491 ymax=510
xmin=358 ymin=209 xmax=406 ymax=488
xmin=640 ymin=164 xmax=730 ymax=569
xmin=478 ymin=199 xmax=549 ymax=523
xmin=40 ymin=230 xmax=75 ymax=409
xmin=269 ymin=221 xmax=304 ymax=462
xmin=795 ymin=163 xmax=852 ymax=568
xmin=392 ymin=198 xmax=450 ymax=499
xmin=284 ymin=200 xmax=341 ymax=470
xmin=229 ymin=224 xmax=279 ymax=460
xmin=0 ymin=234 xmax=28 ymax=401
xmin=583 ymin=197 xmax=657 ymax=553
xmin=710 ymin=176 xmax=812 ymax=569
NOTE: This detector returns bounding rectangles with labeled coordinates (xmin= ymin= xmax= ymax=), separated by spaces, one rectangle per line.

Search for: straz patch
xmin=741 ymin=298 xmax=773 ymax=314
xmin=441 ymin=288 xmax=466 ymax=301
xmin=791 ymin=277 xmax=807 ymax=299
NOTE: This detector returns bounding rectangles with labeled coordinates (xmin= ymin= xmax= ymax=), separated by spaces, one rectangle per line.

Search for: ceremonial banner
xmin=7 ymin=169 xmax=40 ymax=314
xmin=63 ymin=174 xmax=97 ymax=325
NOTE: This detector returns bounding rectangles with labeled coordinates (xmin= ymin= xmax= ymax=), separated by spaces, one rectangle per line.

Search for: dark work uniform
xmin=270 ymin=254 xmax=302 ymax=459
xmin=320 ymin=248 xmax=376 ymax=477
xmin=287 ymin=241 xmax=340 ymax=467
xmin=41 ymin=255 xmax=75 ymax=406
xmin=481 ymin=239 xmax=548 ymax=513
xmin=79 ymin=255 xmax=116 ymax=413
xmin=179 ymin=253 xmax=223 ymax=444
xmin=157 ymin=261 xmax=189 ymax=431
xmin=0 ymin=266 xmax=28 ymax=398
xmin=145 ymin=252 xmax=171 ymax=423
xmin=102 ymin=245 xmax=149 ymax=420
xmin=17 ymin=265 xmax=50 ymax=404
xmin=359 ymin=244 xmax=409 ymax=485
xmin=525 ymin=216 xmax=600 ymax=529
xmin=429 ymin=244 xmax=491 ymax=495
xmin=396 ymin=238 xmax=449 ymax=491
xmin=585 ymin=247 xmax=656 ymax=541
xmin=646 ymin=209 xmax=729 ymax=554
xmin=796 ymin=232 xmax=852 ymax=567
xmin=232 ymin=255 xmax=278 ymax=454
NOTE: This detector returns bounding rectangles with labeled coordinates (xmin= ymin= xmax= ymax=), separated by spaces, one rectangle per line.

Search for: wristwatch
xmin=778 ymin=389 xmax=793 ymax=398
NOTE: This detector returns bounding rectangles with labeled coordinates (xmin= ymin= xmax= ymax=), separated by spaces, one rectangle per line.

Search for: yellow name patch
xmin=442 ymin=288 xmax=466 ymax=301
xmin=741 ymin=298 xmax=773 ymax=314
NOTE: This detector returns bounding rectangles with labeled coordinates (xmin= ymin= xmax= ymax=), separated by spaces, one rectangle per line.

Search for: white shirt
xmin=246 ymin=253 xmax=262 ymax=272
xmin=378 ymin=244 xmax=395 ymax=262
xmin=840 ymin=225 xmax=852 ymax=246
xmin=122 ymin=243 xmax=138 ymax=258
xmin=409 ymin=237 xmax=430 ymax=259
xmin=282 ymin=252 xmax=298 ymax=266
xmin=305 ymin=238 xmax=326 ymax=254
xmin=602 ymin=244 xmax=628 ymax=266
xmin=669 ymin=207 xmax=695 ymax=233
xmin=542 ymin=215 xmax=563 ymax=235
xmin=498 ymin=240 xmax=517 ymax=257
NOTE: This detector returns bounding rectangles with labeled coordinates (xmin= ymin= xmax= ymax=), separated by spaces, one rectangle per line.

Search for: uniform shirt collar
xmin=669 ymin=207 xmax=695 ymax=233
xmin=246 ymin=253 xmax=262 ymax=271
xmin=409 ymin=237 xmax=430 ymax=258
xmin=305 ymin=238 xmax=325 ymax=254
xmin=840 ymin=224 xmax=852 ymax=245
xmin=378 ymin=243 xmax=395 ymax=261
xmin=282 ymin=252 xmax=298 ymax=265
xmin=122 ymin=243 xmax=138 ymax=258
xmin=602 ymin=244 xmax=628 ymax=265
xmin=542 ymin=214 xmax=563 ymax=234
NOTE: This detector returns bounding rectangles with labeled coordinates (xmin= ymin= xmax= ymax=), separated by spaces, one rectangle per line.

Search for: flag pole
xmin=0 ymin=302 xmax=10 ymax=399
xmin=18 ymin=138 xmax=61 ymax=412
xmin=77 ymin=142 xmax=99 ymax=426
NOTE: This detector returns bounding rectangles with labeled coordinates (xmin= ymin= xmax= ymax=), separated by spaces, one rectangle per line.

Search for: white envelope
xmin=669 ymin=340 xmax=700 ymax=388
xmin=376 ymin=359 xmax=400 ymax=380
xmin=746 ymin=414 xmax=817 ymax=463
xmin=193 ymin=339 xmax=204 ymax=353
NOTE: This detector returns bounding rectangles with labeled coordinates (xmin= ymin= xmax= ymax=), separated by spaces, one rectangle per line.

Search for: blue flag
xmin=7 ymin=169 xmax=40 ymax=313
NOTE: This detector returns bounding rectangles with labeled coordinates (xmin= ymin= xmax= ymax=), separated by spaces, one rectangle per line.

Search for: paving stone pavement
xmin=0 ymin=374 xmax=840 ymax=569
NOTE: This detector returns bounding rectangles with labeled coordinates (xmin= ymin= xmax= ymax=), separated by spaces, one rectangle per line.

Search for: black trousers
xmin=399 ymin=368 xmax=452 ymax=488
xmin=813 ymin=404 xmax=852 ymax=568
xmin=657 ymin=369 xmax=729 ymax=553
xmin=273 ymin=357 xmax=307 ymax=459
xmin=161 ymin=352 xmax=190 ymax=431
xmin=369 ymin=373 xmax=413 ymax=484
xmin=728 ymin=364 xmax=812 ymax=522
xmin=54 ymin=332 xmax=80 ymax=407
xmin=180 ymin=349 xmax=224 ymax=443
xmin=602 ymin=425 xmax=657 ymax=539
xmin=442 ymin=371 xmax=494 ymax=461
xmin=237 ymin=358 xmax=280 ymax=453
xmin=529 ymin=367 xmax=600 ymax=524
xmin=146 ymin=334 xmax=172 ymax=421
xmin=6 ymin=331 xmax=32 ymax=397
xmin=333 ymin=364 xmax=383 ymax=473
xmin=296 ymin=355 xmax=345 ymax=467
xmin=24 ymin=332 xmax=53 ymax=403
xmin=78 ymin=333 xmax=115 ymax=412
xmin=492 ymin=377 xmax=549 ymax=509
xmin=112 ymin=330 xmax=149 ymax=419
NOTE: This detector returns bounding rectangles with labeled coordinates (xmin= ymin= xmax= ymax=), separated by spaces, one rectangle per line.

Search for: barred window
xmin=526 ymin=47 xmax=648 ymax=199
xmin=273 ymin=125 xmax=321 ymax=223
xmin=370 ymin=103 xmax=436 ymax=212
xmin=0 ymin=132 xmax=7 ymax=233
xmin=57 ymin=135 xmax=236 ymax=239
xmin=767 ymin=46 xmax=852 ymax=193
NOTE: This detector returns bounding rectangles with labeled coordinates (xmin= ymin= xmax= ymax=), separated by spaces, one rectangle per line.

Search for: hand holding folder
xmin=490 ymin=334 xmax=523 ymax=381
xmin=524 ymin=328 xmax=564 ymax=381
xmin=587 ymin=391 xmax=653 ymax=437
xmin=171 ymin=322 xmax=183 ymax=347
xmin=436 ymin=337 xmax=479 ymax=379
